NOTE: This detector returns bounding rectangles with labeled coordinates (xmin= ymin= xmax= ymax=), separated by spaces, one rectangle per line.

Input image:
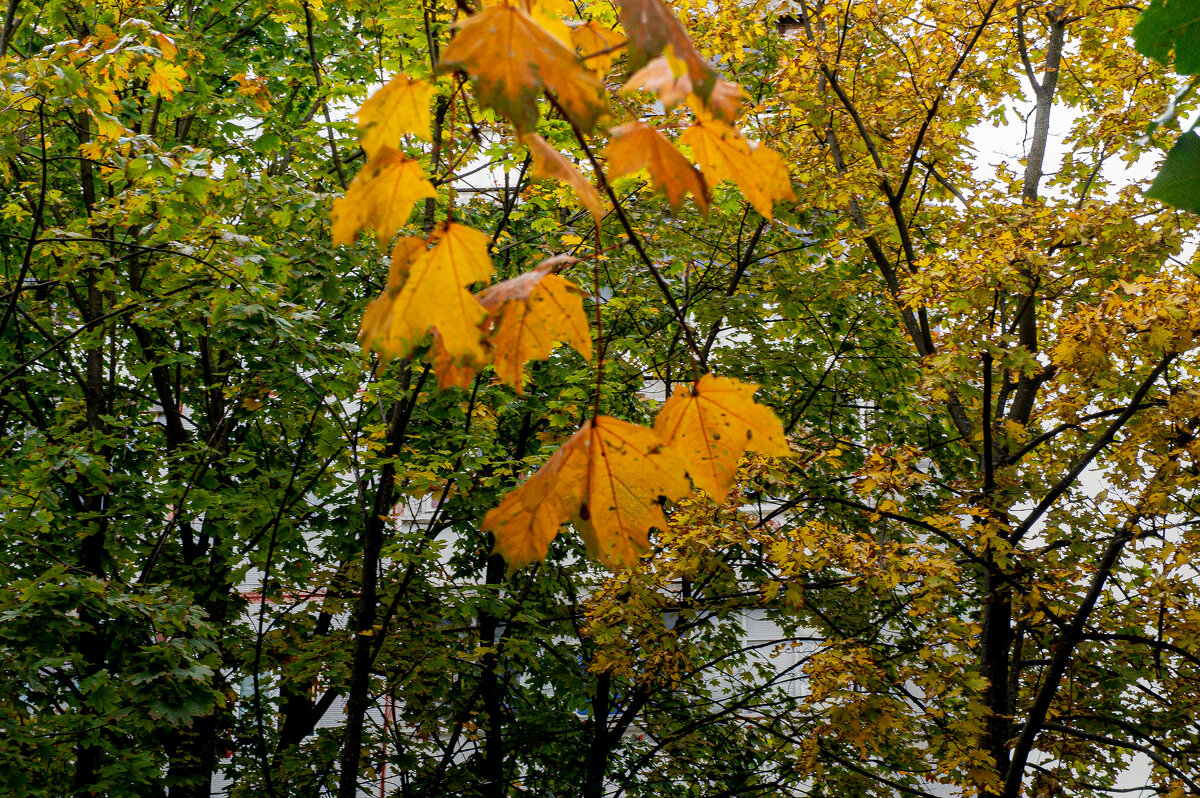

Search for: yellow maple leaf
xmin=605 ymin=122 xmax=709 ymax=213
xmin=383 ymin=236 xmax=427 ymax=288
xmin=484 ymin=416 xmax=692 ymax=569
xmin=524 ymin=0 xmax=574 ymax=46
xmin=477 ymin=255 xmax=593 ymax=392
xmin=679 ymin=120 xmax=794 ymax=219
xmin=356 ymin=74 xmax=435 ymax=157
xmin=358 ymin=236 xmax=430 ymax=361
xmin=147 ymin=62 xmax=187 ymax=99
xmin=571 ymin=21 xmax=625 ymax=75
xmin=331 ymin=147 xmax=436 ymax=246
xmin=437 ymin=4 xmax=608 ymax=132
xmin=358 ymin=223 xmax=492 ymax=365
xmin=523 ymin=134 xmax=605 ymax=226
xmin=654 ymin=374 xmax=790 ymax=500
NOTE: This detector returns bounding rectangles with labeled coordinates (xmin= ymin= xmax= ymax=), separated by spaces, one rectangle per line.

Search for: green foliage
xmin=1147 ymin=130 xmax=1200 ymax=213
xmin=1136 ymin=0 xmax=1200 ymax=214
xmin=1134 ymin=0 xmax=1200 ymax=74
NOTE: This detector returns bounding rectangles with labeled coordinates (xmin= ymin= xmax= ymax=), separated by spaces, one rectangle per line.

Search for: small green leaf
xmin=1146 ymin=130 xmax=1200 ymax=213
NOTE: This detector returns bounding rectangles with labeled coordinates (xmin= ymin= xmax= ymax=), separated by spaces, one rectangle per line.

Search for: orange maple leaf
xmin=429 ymin=330 xmax=478 ymax=390
xmin=624 ymin=54 xmax=745 ymax=124
xmin=697 ymin=78 xmax=745 ymax=123
xmin=606 ymin=122 xmax=709 ymax=213
xmin=523 ymin=134 xmax=605 ymax=226
xmin=152 ymin=32 xmax=178 ymax=61
xmin=437 ymin=5 xmax=608 ymax=132
xmin=679 ymin=121 xmax=795 ymax=219
xmin=358 ymin=223 xmax=492 ymax=365
xmin=615 ymin=0 xmax=718 ymax=103
xmin=653 ymin=374 xmax=790 ymax=500
xmin=331 ymin=148 xmax=436 ymax=246
xmin=484 ymin=416 xmax=693 ymax=569
xmin=622 ymin=54 xmax=693 ymax=110
xmin=571 ymin=20 xmax=625 ymax=75
xmin=148 ymin=62 xmax=187 ymax=99
xmin=356 ymin=74 xmax=435 ymax=157
xmin=478 ymin=254 xmax=593 ymax=392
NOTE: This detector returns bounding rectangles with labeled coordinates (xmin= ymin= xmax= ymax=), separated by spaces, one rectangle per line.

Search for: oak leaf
xmin=358 ymin=223 xmax=492 ymax=365
xmin=606 ymin=122 xmax=709 ymax=212
xmin=437 ymin=5 xmax=607 ymax=132
xmin=484 ymin=416 xmax=692 ymax=568
xmin=679 ymin=120 xmax=794 ymax=218
xmin=331 ymin=148 xmax=436 ymax=245
xmin=356 ymin=74 xmax=435 ymax=157
xmin=654 ymin=374 xmax=789 ymax=500
xmin=616 ymin=0 xmax=718 ymax=102
xmin=478 ymin=255 xmax=593 ymax=392
xmin=523 ymin=134 xmax=605 ymax=226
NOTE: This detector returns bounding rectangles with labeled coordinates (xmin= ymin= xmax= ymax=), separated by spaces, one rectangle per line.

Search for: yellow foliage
xmin=331 ymin=148 xmax=435 ymax=246
xmin=654 ymin=374 xmax=790 ymax=499
xmin=356 ymin=74 xmax=435 ymax=156
xmin=483 ymin=416 xmax=692 ymax=568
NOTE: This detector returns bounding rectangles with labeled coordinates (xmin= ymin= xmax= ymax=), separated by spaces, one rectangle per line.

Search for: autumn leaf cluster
xmin=331 ymin=0 xmax=795 ymax=568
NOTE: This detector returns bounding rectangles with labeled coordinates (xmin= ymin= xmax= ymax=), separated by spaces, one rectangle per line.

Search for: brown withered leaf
xmin=478 ymin=255 xmax=593 ymax=392
xmin=437 ymin=5 xmax=607 ymax=132
xmin=605 ymin=121 xmax=709 ymax=212
xmin=615 ymin=0 xmax=718 ymax=101
xmin=625 ymin=56 xmax=745 ymax=123
xmin=621 ymin=55 xmax=693 ymax=110
xmin=523 ymin=134 xmax=605 ymax=226
xmin=654 ymin=374 xmax=790 ymax=500
xmin=483 ymin=416 xmax=692 ymax=569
